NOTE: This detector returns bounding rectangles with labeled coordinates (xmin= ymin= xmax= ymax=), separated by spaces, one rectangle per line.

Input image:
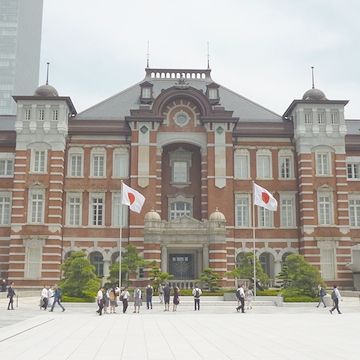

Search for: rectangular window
xmin=331 ymin=111 xmax=339 ymax=124
xmin=317 ymin=111 xmax=326 ymax=124
xmin=349 ymin=199 xmax=360 ymax=227
xmin=316 ymin=153 xmax=330 ymax=176
xmin=142 ymin=87 xmax=151 ymax=98
xmin=281 ymin=197 xmax=295 ymax=227
xmin=91 ymin=195 xmax=104 ymax=226
xmin=234 ymin=154 xmax=249 ymax=179
xmin=304 ymin=110 xmax=313 ymax=124
xmin=0 ymin=194 xmax=11 ymax=225
xmin=30 ymin=192 xmax=44 ymax=224
xmin=347 ymin=163 xmax=360 ymax=179
xmin=68 ymin=194 xmax=81 ymax=226
xmin=52 ymin=109 xmax=58 ymax=121
xmin=113 ymin=152 xmax=129 ymax=178
xmin=235 ymin=195 xmax=250 ymax=227
xmin=38 ymin=108 xmax=45 ymax=121
xmin=33 ymin=150 xmax=46 ymax=173
xmin=112 ymin=193 xmax=128 ymax=227
xmin=279 ymin=156 xmax=292 ymax=179
xmin=25 ymin=246 xmax=42 ymax=279
xmin=70 ymin=154 xmax=82 ymax=177
xmin=0 ymin=159 xmax=13 ymax=176
xmin=318 ymin=193 xmax=332 ymax=225
xmin=208 ymin=88 xmax=218 ymax=99
xmin=320 ymin=248 xmax=335 ymax=280
xmin=24 ymin=108 xmax=31 ymax=120
xmin=173 ymin=161 xmax=188 ymax=183
xmin=257 ymin=155 xmax=271 ymax=178
xmin=93 ymin=155 xmax=105 ymax=177
xmin=258 ymin=207 xmax=273 ymax=227
xmin=169 ymin=201 xmax=192 ymax=220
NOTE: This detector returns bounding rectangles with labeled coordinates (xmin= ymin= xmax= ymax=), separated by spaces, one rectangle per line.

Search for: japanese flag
xmin=122 ymin=183 xmax=145 ymax=213
xmin=253 ymin=182 xmax=277 ymax=211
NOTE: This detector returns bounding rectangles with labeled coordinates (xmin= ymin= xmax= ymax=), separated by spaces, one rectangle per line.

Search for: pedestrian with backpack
xmin=316 ymin=285 xmax=327 ymax=308
xmin=329 ymin=285 xmax=342 ymax=314
xmin=236 ymin=284 xmax=245 ymax=313
xmin=192 ymin=284 xmax=202 ymax=311
xmin=6 ymin=282 xmax=15 ymax=310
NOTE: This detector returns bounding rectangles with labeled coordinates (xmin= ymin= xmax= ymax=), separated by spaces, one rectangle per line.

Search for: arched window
xmin=259 ymin=252 xmax=275 ymax=277
xmin=236 ymin=252 xmax=247 ymax=268
xmin=90 ymin=252 xmax=104 ymax=277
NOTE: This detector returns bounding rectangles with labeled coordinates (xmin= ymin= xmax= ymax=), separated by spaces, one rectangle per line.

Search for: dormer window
xmin=206 ymin=83 xmax=220 ymax=104
xmin=140 ymin=81 xmax=153 ymax=104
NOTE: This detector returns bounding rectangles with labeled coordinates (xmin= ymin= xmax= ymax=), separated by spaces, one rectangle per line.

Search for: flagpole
xmin=252 ymin=181 xmax=257 ymax=299
xmin=119 ymin=182 xmax=123 ymax=288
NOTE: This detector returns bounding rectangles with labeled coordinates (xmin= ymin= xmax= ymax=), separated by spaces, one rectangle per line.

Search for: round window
xmin=174 ymin=111 xmax=189 ymax=127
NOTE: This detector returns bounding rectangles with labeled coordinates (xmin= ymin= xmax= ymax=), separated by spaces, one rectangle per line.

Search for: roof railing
xmin=145 ymin=68 xmax=211 ymax=80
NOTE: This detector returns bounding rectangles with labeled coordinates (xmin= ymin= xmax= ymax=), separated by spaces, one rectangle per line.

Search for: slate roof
xmin=75 ymin=68 xmax=282 ymax=122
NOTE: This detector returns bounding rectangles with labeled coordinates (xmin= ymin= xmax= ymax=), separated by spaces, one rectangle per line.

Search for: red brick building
xmin=0 ymin=67 xmax=360 ymax=289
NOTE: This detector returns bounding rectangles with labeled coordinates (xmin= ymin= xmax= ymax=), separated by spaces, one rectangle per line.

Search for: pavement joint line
xmin=0 ymin=318 xmax=54 ymax=343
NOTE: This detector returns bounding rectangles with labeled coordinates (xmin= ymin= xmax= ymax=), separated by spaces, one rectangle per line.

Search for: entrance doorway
xmin=169 ymin=254 xmax=194 ymax=279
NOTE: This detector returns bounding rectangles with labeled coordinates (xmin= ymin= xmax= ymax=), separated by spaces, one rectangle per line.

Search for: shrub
xmin=62 ymin=295 xmax=95 ymax=303
xmin=200 ymin=268 xmax=221 ymax=291
xmin=257 ymin=289 xmax=281 ymax=296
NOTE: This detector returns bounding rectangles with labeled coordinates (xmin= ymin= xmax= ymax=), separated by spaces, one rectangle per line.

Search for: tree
xmin=107 ymin=244 xmax=150 ymax=286
xmin=278 ymin=254 xmax=325 ymax=297
xmin=148 ymin=262 xmax=173 ymax=290
xmin=60 ymin=251 xmax=100 ymax=298
xmin=227 ymin=252 xmax=269 ymax=288
xmin=200 ymin=268 xmax=221 ymax=291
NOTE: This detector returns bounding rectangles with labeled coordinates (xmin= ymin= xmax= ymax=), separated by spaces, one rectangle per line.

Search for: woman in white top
xmin=245 ymin=287 xmax=253 ymax=310
xmin=133 ymin=288 xmax=142 ymax=313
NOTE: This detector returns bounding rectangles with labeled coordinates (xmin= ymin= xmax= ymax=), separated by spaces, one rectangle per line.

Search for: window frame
xmin=258 ymin=206 xmax=274 ymax=228
xmin=112 ymin=148 xmax=129 ymax=179
xmin=67 ymin=148 xmax=84 ymax=178
xmin=0 ymin=153 xmax=14 ymax=177
xmin=0 ymin=192 xmax=11 ymax=225
xmin=317 ymin=190 xmax=333 ymax=226
xmin=349 ymin=195 xmax=360 ymax=228
xmin=89 ymin=193 xmax=105 ymax=226
xmin=66 ymin=192 xmax=82 ymax=226
xmin=280 ymin=193 xmax=296 ymax=228
xmin=347 ymin=163 xmax=360 ymax=180
xmin=256 ymin=149 xmax=272 ymax=179
xmin=111 ymin=192 xmax=128 ymax=227
xmin=235 ymin=193 xmax=250 ymax=228
xmin=316 ymin=152 xmax=331 ymax=176
xmin=90 ymin=148 xmax=106 ymax=178
xmin=234 ymin=149 xmax=250 ymax=180
xmin=31 ymin=149 xmax=47 ymax=173
xmin=28 ymin=188 xmax=45 ymax=224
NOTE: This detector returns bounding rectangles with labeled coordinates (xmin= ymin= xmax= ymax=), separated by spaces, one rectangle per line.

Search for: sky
xmin=39 ymin=0 xmax=360 ymax=118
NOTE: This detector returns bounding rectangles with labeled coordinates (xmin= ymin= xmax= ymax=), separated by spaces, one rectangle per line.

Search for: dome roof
xmin=34 ymin=84 xmax=59 ymax=97
xmin=302 ymin=88 xmax=327 ymax=101
xmin=209 ymin=208 xmax=226 ymax=221
xmin=144 ymin=209 xmax=161 ymax=221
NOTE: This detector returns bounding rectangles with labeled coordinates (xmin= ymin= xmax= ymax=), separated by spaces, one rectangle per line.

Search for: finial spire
xmin=207 ymin=41 xmax=210 ymax=69
xmin=311 ymin=66 xmax=315 ymax=89
xmin=146 ymin=41 xmax=150 ymax=68
xmin=46 ymin=62 xmax=50 ymax=85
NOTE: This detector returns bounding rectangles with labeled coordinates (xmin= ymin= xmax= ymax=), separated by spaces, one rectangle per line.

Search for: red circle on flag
xmin=128 ymin=192 xmax=135 ymax=205
xmin=262 ymin=192 xmax=270 ymax=204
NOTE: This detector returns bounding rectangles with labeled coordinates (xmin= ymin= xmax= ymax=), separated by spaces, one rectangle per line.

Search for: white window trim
xmin=0 ymin=152 xmax=15 ymax=177
xmin=278 ymin=149 xmax=295 ymax=180
xmin=235 ymin=193 xmax=251 ymax=228
xmin=257 ymin=206 xmax=274 ymax=228
xmin=24 ymin=239 xmax=44 ymax=280
xmin=234 ymin=149 xmax=250 ymax=180
xmin=28 ymin=187 xmax=45 ymax=224
xmin=30 ymin=148 xmax=48 ymax=174
xmin=90 ymin=147 xmax=106 ymax=178
xmin=89 ymin=192 xmax=105 ymax=227
xmin=315 ymin=151 xmax=332 ymax=176
xmin=348 ymin=194 xmax=360 ymax=228
xmin=112 ymin=148 xmax=129 ymax=179
xmin=317 ymin=189 xmax=334 ymax=226
xmin=347 ymin=162 xmax=360 ymax=181
xmin=279 ymin=192 xmax=296 ymax=228
xmin=0 ymin=191 xmax=11 ymax=226
xmin=67 ymin=147 xmax=84 ymax=178
xmin=256 ymin=149 xmax=273 ymax=179
xmin=319 ymin=242 xmax=336 ymax=281
xmin=66 ymin=192 xmax=82 ymax=226
xmin=168 ymin=195 xmax=193 ymax=220
xmin=111 ymin=192 xmax=129 ymax=227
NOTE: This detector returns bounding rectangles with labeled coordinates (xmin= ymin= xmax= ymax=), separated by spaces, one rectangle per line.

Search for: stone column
xmin=274 ymin=260 xmax=282 ymax=277
xmin=161 ymin=245 xmax=168 ymax=272
xmin=203 ymin=244 xmax=209 ymax=268
xmin=103 ymin=260 xmax=111 ymax=278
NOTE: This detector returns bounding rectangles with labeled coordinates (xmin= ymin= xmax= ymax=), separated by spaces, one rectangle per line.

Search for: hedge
xmin=283 ymin=296 xmax=318 ymax=303
xmin=62 ymin=295 xmax=95 ymax=303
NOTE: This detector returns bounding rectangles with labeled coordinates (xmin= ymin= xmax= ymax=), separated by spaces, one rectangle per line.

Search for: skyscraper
xmin=0 ymin=0 xmax=43 ymax=115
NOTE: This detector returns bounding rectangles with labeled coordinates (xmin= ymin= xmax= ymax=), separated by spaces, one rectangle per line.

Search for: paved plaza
xmin=0 ymin=296 xmax=359 ymax=360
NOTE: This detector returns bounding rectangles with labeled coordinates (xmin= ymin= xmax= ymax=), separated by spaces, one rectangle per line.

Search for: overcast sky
xmin=39 ymin=0 xmax=360 ymax=118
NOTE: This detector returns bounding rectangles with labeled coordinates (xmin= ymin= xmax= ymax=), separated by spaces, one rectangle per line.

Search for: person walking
xmin=146 ymin=284 xmax=153 ymax=310
xmin=50 ymin=284 xmax=65 ymax=312
xmin=40 ymin=285 xmax=49 ymax=310
xmin=7 ymin=282 xmax=15 ymax=310
xmin=96 ymin=287 xmax=105 ymax=316
xmin=329 ymin=285 xmax=342 ymax=314
xmin=120 ymin=287 xmax=130 ymax=313
xmin=192 ymin=284 xmax=202 ymax=311
xmin=108 ymin=286 xmax=117 ymax=314
xmin=158 ymin=284 xmax=164 ymax=304
xmin=236 ymin=284 xmax=245 ymax=313
xmin=133 ymin=288 xmax=142 ymax=313
xmin=316 ymin=285 xmax=327 ymax=308
xmin=173 ymin=286 xmax=180 ymax=312
xmin=245 ymin=286 xmax=253 ymax=310
xmin=163 ymin=283 xmax=171 ymax=311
